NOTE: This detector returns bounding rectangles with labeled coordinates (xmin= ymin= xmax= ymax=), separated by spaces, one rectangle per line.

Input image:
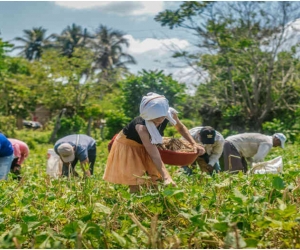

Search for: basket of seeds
xmin=157 ymin=137 xmax=198 ymax=166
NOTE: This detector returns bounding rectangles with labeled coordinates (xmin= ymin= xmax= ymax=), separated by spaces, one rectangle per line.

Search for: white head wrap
xmin=139 ymin=92 xmax=178 ymax=144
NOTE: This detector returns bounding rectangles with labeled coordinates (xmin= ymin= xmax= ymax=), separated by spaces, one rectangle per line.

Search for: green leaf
xmin=272 ymin=177 xmax=285 ymax=190
xmin=283 ymin=205 xmax=298 ymax=218
xmin=233 ymin=188 xmax=247 ymax=202
xmin=111 ymin=231 xmax=127 ymax=247
xmin=213 ymin=222 xmax=229 ymax=232
xmin=163 ymin=188 xmax=184 ymax=197
xmin=80 ymin=213 xmax=92 ymax=222
xmin=190 ymin=215 xmax=205 ymax=229
xmin=22 ymin=215 xmax=39 ymax=223
xmin=85 ymin=222 xmax=102 ymax=238
xmin=62 ymin=221 xmax=79 ymax=238
xmin=94 ymin=203 xmax=111 ymax=214
xmin=245 ymin=238 xmax=259 ymax=248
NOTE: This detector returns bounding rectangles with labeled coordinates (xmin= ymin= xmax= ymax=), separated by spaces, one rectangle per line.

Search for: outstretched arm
xmin=136 ymin=124 xmax=175 ymax=186
xmin=253 ymin=144 xmax=272 ymax=163
xmin=172 ymin=113 xmax=205 ymax=155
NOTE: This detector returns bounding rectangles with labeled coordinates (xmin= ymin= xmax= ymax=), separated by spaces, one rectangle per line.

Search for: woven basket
xmin=158 ymin=148 xmax=198 ymax=166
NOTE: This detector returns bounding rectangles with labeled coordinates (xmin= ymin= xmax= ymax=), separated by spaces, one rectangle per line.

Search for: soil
xmin=157 ymin=138 xmax=195 ymax=153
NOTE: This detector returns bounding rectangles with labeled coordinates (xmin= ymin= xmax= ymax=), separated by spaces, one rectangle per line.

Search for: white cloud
xmin=54 ymin=1 xmax=165 ymax=16
xmin=124 ymin=34 xmax=190 ymax=54
xmin=123 ymin=34 xmax=202 ymax=89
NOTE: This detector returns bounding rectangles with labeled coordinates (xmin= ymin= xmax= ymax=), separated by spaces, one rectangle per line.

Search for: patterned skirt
xmin=103 ymin=131 xmax=161 ymax=185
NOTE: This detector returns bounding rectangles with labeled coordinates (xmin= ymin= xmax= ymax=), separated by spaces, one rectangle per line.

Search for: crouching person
xmin=54 ymin=134 xmax=96 ymax=178
xmin=8 ymin=138 xmax=30 ymax=180
xmin=103 ymin=92 xmax=205 ymax=193
xmin=181 ymin=126 xmax=225 ymax=175
xmin=223 ymin=132 xmax=286 ymax=173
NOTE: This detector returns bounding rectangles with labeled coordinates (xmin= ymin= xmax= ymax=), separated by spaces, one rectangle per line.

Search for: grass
xmin=0 ymin=130 xmax=299 ymax=248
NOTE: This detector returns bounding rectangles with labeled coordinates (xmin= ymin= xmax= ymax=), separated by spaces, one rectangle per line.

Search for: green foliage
xmin=0 ymin=129 xmax=299 ymax=249
xmin=0 ymin=115 xmax=16 ymax=137
xmin=223 ymin=105 xmax=247 ymax=131
xmin=14 ymin=130 xmax=52 ymax=150
xmin=163 ymin=125 xmax=178 ymax=138
xmin=163 ymin=118 xmax=199 ymax=139
xmin=13 ymin=26 xmax=51 ymax=61
xmin=0 ymin=50 xmax=38 ymax=118
xmin=262 ymin=117 xmax=300 ymax=143
xmin=220 ymin=128 xmax=239 ymax=139
xmin=121 ymin=70 xmax=187 ymax=118
xmin=105 ymin=110 xmax=130 ymax=139
xmin=155 ymin=1 xmax=213 ymax=29
xmin=155 ymin=2 xmax=300 ymax=131
xmin=82 ymin=103 xmax=104 ymax=119
xmin=180 ymin=118 xmax=198 ymax=130
xmin=57 ymin=115 xmax=86 ymax=138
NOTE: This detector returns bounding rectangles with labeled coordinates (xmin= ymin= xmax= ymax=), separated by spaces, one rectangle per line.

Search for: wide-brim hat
xmin=57 ymin=143 xmax=75 ymax=162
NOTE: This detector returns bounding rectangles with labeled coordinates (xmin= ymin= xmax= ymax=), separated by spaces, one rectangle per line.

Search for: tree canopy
xmin=155 ymin=1 xmax=300 ymax=131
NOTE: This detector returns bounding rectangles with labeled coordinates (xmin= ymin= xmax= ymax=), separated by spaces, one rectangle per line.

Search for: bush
xmin=180 ymin=118 xmax=198 ymax=130
xmin=105 ymin=111 xmax=130 ymax=139
xmin=57 ymin=115 xmax=86 ymax=138
xmin=262 ymin=118 xmax=300 ymax=143
xmin=0 ymin=115 xmax=16 ymax=137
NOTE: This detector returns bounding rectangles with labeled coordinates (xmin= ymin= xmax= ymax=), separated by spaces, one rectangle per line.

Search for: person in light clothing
xmin=181 ymin=126 xmax=225 ymax=175
xmin=54 ymin=134 xmax=96 ymax=177
xmin=103 ymin=92 xmax=205 ymax=193
xmin=223 ymin=133 xmax=286 ymax=173
xmin=8 ymin=138 xmax=30 ymax=179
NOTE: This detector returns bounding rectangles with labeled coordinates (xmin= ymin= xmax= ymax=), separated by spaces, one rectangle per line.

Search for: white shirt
xmin=188 ymin=127 xmax=225 ymax=166
xmin=226 ymin=133 xmax=273 ymax=163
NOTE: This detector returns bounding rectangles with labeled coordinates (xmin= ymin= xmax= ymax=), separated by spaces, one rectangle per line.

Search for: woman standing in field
xmin=103 ymin=92 xmax=205 ymax=193
xmin=0 ymin=133 xmax=14 ymax=180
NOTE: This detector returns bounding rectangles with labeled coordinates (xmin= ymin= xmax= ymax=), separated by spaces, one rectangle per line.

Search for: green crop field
xmin=0 ymin=130 xmax=299 ymax=249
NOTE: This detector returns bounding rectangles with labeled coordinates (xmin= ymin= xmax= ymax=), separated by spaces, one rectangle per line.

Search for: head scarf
xmin=139 ymin=92 xmax=178 ymax=144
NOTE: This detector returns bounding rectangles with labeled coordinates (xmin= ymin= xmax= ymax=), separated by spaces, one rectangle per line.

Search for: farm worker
xmin=0 ymin=133 xmax=14 ymax=180
xmin=223 ymin=132 xmax=286 ymax=173
xmin=103 ymin=92 xmax=205 ymax=193
xmin=8 ymin=138 xmax=30 ymax=179
xmin=181 ymin=126 xmax=225 ymax=175
xmin=54 ymin=134 xmax=96 ymax=177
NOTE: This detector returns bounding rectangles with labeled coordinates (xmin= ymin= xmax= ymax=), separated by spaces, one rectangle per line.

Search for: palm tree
xmin=52 ymin=23 xmax=91 ymax=58
xmin=13 ymin=27 xmax=52 ymax=61
xmin=89 ymin=25 xmax=136 ymax=75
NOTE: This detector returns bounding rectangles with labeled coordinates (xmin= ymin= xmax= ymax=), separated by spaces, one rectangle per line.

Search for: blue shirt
xmin=54 ymin=134 xmax=96 ymax=162
xmin=0 ymin=133 xmax=14 ymax=157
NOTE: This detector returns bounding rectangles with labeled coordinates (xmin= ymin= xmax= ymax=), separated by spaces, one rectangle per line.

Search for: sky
xmin=0 ymin=1 xmax=200 ymax=87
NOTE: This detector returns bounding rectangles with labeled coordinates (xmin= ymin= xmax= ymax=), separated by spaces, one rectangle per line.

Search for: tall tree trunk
xmin=87 ymin=116 xmax=93 ymax=136
xmin=49 ymin=108 xmax=66 ymax=144
xmin=16 ymin=116 xmax=23 ymax=130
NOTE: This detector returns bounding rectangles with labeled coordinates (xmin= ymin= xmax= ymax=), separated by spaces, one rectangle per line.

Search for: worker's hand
xmin=84 ymin=170 xmax=91 ymax=178
xmin=164 ymin=177 xmax=176 ymax=187
xmin=193 ymin=144 xmax=205 ymax=156
xmin=207 ymin=164 xmax=214 ymax=174
xmin=12 ymin=165 xmax=21 ymax=175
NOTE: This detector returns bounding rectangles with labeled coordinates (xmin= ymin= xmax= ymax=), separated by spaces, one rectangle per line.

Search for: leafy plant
xmin=57 ymin=115 xmax=86 ymax=138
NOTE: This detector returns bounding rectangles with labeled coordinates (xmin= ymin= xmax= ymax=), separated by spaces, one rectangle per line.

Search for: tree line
xmin=0 ymin=1 xmax=299 ymax=143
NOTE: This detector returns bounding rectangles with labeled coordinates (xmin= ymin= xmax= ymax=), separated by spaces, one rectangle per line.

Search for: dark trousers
xmin=223 ymin=141 xmax=247 ymax=173
xmin=11 ymin=158 xmax=20 ymax=170
xmin=10 ymin=158 xmax=22 ymax=180
xmin=62 ymin=144 xmax=97 ymax=176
